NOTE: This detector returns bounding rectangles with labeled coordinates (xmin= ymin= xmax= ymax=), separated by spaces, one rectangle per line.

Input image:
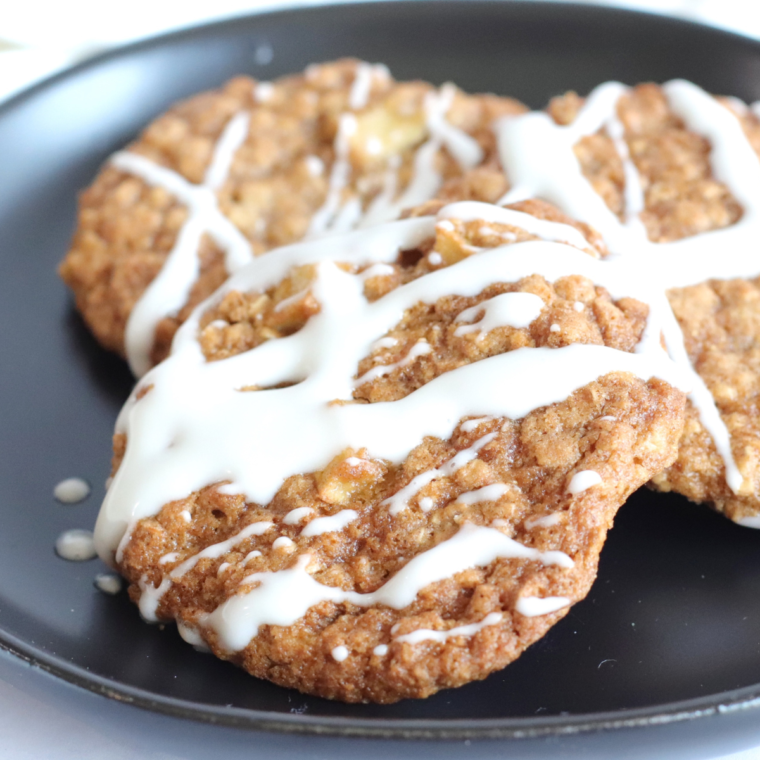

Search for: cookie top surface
xmin=100 ymin=199 xmax=687 ymax=702
xmin=494 ymin=80 xmax=760 ymax=523
xmin=59 ymin=59 xmax=525 ymax=375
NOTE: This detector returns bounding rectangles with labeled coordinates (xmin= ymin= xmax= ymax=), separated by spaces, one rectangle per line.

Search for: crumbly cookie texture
xmin=59 ymin=59 xmax=525 ymax=366
xmin=115 ymin=203 xmax=686 ymax=702
xmin=549 ymin=84 xmax=744 ymax=241
xmin=551 ymin=84 xmax=760 ymax=521
xmin=651 ymin=278 xmax=760 ymax=522
xmin=198 ymin=198 xmax=607 ymax=363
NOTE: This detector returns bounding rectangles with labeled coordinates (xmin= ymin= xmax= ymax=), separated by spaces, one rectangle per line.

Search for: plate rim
xmin=4 ymin=626 xmax=760 ymax=739
xmin=4 ymin=0 xmax=760 ymax=739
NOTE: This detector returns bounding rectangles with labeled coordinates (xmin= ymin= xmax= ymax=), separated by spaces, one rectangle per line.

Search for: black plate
xmin=3 ymin=1 xmax=760 ymax=755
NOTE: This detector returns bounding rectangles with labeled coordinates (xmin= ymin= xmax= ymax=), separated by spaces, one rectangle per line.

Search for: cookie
xmin=59 ymin=59 xmax=525 ymax=376
xmin=95 ymin=199 xmax=687 ymax=702
xmin=493 ymin=80 xmax=760 ymax=525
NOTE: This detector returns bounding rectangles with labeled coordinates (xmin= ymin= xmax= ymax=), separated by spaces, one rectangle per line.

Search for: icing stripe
xmin=114 ymin=126 xmax=254 ymax=377
xmin=203 ymin=523 xmax=572 ymax=652
xmin=394 ymin=611 xmax=503 ymax=645
xmin=95 ymin=207 xmax=690 ymax=561
xmin=112 ymin=66 xmax=485 ymax=376
xmin=496 ymin=79 xmax=760 ymax=494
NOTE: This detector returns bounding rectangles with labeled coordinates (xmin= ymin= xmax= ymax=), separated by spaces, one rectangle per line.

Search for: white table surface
xmin=3 ymin=1 xmax=760 ymax=757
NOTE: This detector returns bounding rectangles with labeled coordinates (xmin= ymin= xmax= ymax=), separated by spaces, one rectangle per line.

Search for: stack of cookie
xmin=60 ymin=60 xmax=760 ymax=702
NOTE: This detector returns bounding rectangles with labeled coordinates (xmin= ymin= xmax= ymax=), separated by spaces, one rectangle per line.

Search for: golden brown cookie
xmin=494 ymin=81 xmax=760 ymax=525
xmin=96 ymin=199 xmax=686 ymax=702
xmin=59 ymin=59 xmax=525 ymax=374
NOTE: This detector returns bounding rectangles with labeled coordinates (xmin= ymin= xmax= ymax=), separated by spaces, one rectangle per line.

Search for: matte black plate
xmin=2 ymin=0 xmax=760 ymax=751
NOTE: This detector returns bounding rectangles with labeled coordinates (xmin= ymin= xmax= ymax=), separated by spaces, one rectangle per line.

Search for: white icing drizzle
xmin=428 ymin=252 xmax=443 ymax=265
xmin=426 ymin=84 xmax=484 ymax=169
xmin=573 ymin=301 xmax=585 ymax=312
xmin=605 ymin=111 xmax=645 ymax=223
xmin=254 ymin=81 xmax=274 ymax=103
xmin=307 ymin=113 xmax=358 ymax=237
xmin=177 ymin=620 xmax=210 ymax=652
xmin=525 ymin=512 xmax=563 ymax=530
xmin=359 ymin=156 xmax=401 ymax=228
xmin=54 ymin=477 xmax=90 ymax=504
xmin=567 ymin=470 xmax=603 ymax=494
xmin=310 ymin=63 xmax=425 ymax=236
xmin=273 ymin=287 xmax=310 ymax=313
xmin=114 ymin=519 xmax=138 ymax=565
xmin=244 ymin=550 xmax=262 ymax=562
xmin=96 ymin=203 xmax=690 ymax=562
xmin=113 ymin=110 xmax=254 ymax=377
xmin=736 ymin=516 xmax=760 ymax=529
xmin=204 ymin=112 xmax=250 ymax=191
xmin=55 ymin=529 xmax=97 ymax=561
xmin=366 ymin=137 xmax=383 ymax=156
xmin=348 ymin=62 xmax=388 ymax=110
xmin=180 ymin=510 xmax=192 ymax=523
xmin=93 ymin=76 xmax=760 ymax=648
xmin=94 ymin=573 xmax=123 ymax=595
xmin=373 ymin=644 xmax=388 ymax=656
xmin=497 ymin=81 xmax=644 ymax=253
xmin=357 ymin=84 xmax=484 ymax=227
xmin=455 ymin=484 xmax=510 ymax=506
xmin=305 ymin=155 xmax=324 ymax=177
xmin=359 ymin=263 xmax=396 ymax=280
xmin=372 ymin=336 xmax=398 ymax=350
xmin=454 ymin=292 xmax=545 ymax=338
xmin=460 ymin=416 xmax=495 ymax=433
xmin=354 ymin=339 xmax=431 ymax=386
xmin=438 ymin=202 xmax=593 ymax=253
xmin=137 ymin=521 xmax=275 ymax=615
xmin=331 ymin=645 xmax=350 ymax=662
xmin=272 ymin=536 xmax=295 ymax=550
xmin=515 ymin=596 xmax=571 ymax=617
xmin=395 ymin=611 xmax=503 ymax=645
xmin=138 ymin=575 xmax=171 ymax=622
xmin=284 ymin=507 xmax=314 ymax=525
xmin=95 ymin=181 xmax=705 ymax=648
xmin=383 ymin=432 xmax=497 ymax=516
xmin=111 ymin=65 xmax=487 ymax=376
xmin=495 ymin=79 xmax=760 ymax=494
xmin=169 ymin=521 xmax=273 ymax=579
xmin=301 ymin=510 xmax=358 ymax=537
xmin=203 ymin=523 xmax=573 ymax=652
xmin=480 ymin=225 xmax=516 ymax=242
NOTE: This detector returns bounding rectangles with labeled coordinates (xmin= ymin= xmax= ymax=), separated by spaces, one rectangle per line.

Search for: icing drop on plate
xmin=54 ymin=478 xmax=90 ymax=504
xmin=94 ymin=573 xmax=123 ymax=595
xmin=56 ymin=529 xmax=97 ymax=561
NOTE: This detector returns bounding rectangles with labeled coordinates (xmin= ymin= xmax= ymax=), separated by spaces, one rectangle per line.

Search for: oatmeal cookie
xmin=59 ymin=59 xmax=525 ymax=375
xmin=97 ymin=200 xmax=686 ymax=702
xmin=495 ymin=81 xmax=760 ymax=524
